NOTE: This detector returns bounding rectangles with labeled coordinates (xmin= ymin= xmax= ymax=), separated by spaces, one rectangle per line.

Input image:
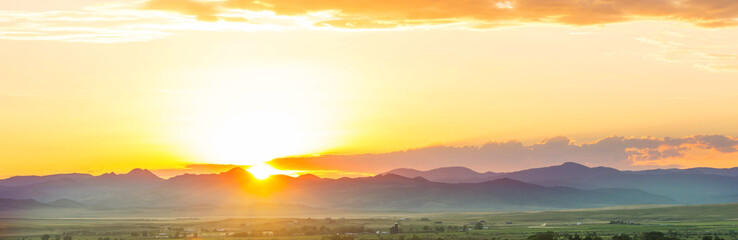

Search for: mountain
xmin=95 ymin=168 xmax=164 ymax=185
xmin=271 ymin=175 xmax=674 ymax=211
xmin=46 ymin=198 xmax=86 ymax=208
xmin=383 ymin=162 xmax=738 ymax=203
xmin=0 ymin=199 xmax=46 ymax=210
xmin=0 ymin=169 xmax=164 ymax=205
xmin=382 ymin=162 xmax=619 ymax=184
xmin=384 ymin=167 xmax=502 ymax=183
xmin=0 ymin=198 xmax=85 ymax=210
xmin=0 ymin=168 xmax=676 ymax=212
xmin=498 ymin=162 xmax=620 ymax=183
xmin=0 ymin=173 xmax=93 ymax=187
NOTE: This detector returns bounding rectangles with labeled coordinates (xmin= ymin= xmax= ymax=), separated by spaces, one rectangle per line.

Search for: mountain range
xmin=1 ymin=162 xmax=736 ymax=214
xmin=383 ymin=162 xmax=738 ymax=203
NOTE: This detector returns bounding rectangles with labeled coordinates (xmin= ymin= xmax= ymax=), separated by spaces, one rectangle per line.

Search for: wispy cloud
xmin=637 ymin=30 xmax=738 ymax=71
xmin=140 ymin=0 xmax=738 ymax=29
xmin=270 ymin=135 xmax=738 ymax=173
xmin=696 ymin=63 xmax=738 ymax=71
xmin=1 ymin=5 xmax=173 ymax=43
xmin=3 ymin=0 xmax=738 ymax=43
xmin=0 ymin=3 xmax=286 ymax=43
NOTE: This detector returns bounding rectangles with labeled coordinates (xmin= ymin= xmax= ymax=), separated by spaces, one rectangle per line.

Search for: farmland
xmin=2 ymin=203 xmax=738 ymax=240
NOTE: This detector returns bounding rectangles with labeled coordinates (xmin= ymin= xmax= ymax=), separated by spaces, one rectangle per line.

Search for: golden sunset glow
xmin=164 ymin=63 xmax=348 ymax=167
xmin=8 ymin=2 xmax=738 ymax=236
xmin=1 ymin=0 xmax=738 ymax=179
xmin=247 ymin=162 xmax=299 ymax=180
xmin=201 ymin=110 xmax=308 ymax=165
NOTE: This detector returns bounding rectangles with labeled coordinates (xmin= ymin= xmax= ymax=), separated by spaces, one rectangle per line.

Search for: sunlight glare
xmin=247 ymin=162 xmax=298 ymax=180
xmin=208 ymin=110 xmax=306 ymax=165
xmin=174 ymin=63 xmax=347 ymax=167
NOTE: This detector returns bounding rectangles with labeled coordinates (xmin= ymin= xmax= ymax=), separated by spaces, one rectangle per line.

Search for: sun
xmin=174 ymin=63 xmax=345 ymax=168
xmin=247 ymin=162 xmax=298 ymax=180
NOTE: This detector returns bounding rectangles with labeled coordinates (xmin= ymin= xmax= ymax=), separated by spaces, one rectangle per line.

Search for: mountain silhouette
xmin=0 ymin=198 xmax=85 ymax=210
xmin=0 ymin=173 xmax=93 ymax=187
xmin=384 ymin=162 xmax=738 ymax=203
xmin=3 ymin=162 xmax=736 ymax=212
xmin=0 ymin=166 xmax=676 ymax=212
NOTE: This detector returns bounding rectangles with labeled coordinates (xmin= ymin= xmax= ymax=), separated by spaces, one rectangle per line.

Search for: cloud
xmin=697 ymin=63 xmax=738 ymax=71
xmin=144 ymin=0 xmax=221 ymax=22
xmin=5 ymin=0 xmax=738 ymax=43
xmin=269 ymin=135 xmax=738 ymax=173
xmin=141 ymin=0 xmax=738 ymax=29
xmin=0 ymin=6 xmax=175 ymax=43
xmin=637 ymin=30 xmax=738 ymax=72
xmin=0 ymin=2 xmax=278 ymax=43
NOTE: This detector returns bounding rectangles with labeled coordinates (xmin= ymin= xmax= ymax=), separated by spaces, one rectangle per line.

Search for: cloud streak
xmin=637 ymin=30 xmax=738 ymax=72
xmin=269 ymin=135 xmax=738 ymax=173
xmin=0 ymin=3 xmax=281 ymax=43
xmin=4 ymin=0 xmax=738 ymax=43
xmin=142 ymin=0 xmax=738 ymax=29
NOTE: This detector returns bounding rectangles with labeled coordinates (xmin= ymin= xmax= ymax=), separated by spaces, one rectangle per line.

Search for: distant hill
xmin=46 ymin=198 xmax=86 ymax=208
xmin=0 ymin=198 xmax=85 ymax=210
xmin=383 ymin=162 xmax=738 ymax=203
xmin=0 ymin=173 xmax=94 ymax=187
xmin=384 ymin=167 xmax=503 ymax=183
xmin=0 ymin=167 xmax=675 ymax=211
xmin=4 ymin=162 xmax=736 ymax=212
xmin=0 ymin=169 xmax=164 ymax=206
xmin=269 ymin=175 xmax=675 ymax=211
xmin=382 ymin=162 xmax=619 ymax=184
xmin=0 ymin=199 xmax=46 ymax=210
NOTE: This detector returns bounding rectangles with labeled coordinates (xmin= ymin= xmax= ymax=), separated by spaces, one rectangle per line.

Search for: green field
xmin=2 ymin=203 xmax=738 ymax=240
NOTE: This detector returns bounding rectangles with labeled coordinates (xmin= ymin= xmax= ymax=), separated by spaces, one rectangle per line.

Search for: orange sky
xmin=1 ymin=0 xmax=738 ymax=178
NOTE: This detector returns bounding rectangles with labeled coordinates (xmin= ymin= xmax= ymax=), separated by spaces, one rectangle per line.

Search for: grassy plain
xmin=2 ymin=203 xmax=737 ymax=240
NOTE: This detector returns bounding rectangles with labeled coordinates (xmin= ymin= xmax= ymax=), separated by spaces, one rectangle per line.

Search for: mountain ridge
xmin=383 ymin=162 xmax=738 ymax=203
xmin=2 ymin=162 xmax=736 ymax=212
xmin=0 ymin=166 xmax=677 ymax=212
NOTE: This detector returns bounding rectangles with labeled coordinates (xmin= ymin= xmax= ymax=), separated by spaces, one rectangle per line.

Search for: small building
xmin=389 ymin=223 xmax=399 ymax=234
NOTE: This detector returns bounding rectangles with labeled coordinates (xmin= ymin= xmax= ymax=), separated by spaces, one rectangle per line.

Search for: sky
xmin=1 ymin=0 xmax=738 ymax=178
